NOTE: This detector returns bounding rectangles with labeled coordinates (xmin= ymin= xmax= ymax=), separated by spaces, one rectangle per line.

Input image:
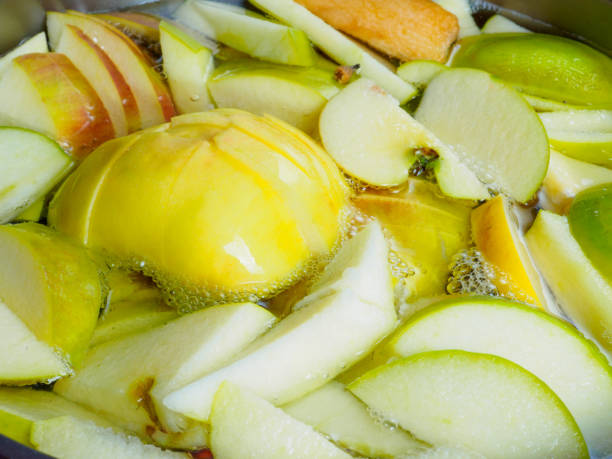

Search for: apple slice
xmin=349 ymin=351 xmax=588 ymax=458
xmin=382 ymin=296 xmax=612 ymax=456
xmin=248 ymin=0 xmax=416 ymax=102
xmin=433 ymin=0 xmax=480 ymax=38
xmin=32 ymin=416 xmax=188 ymax=459
xmin=47 ymin=11 xmax=174 ymax=129
xmin=176 ymin=0 xmax=316 ymax=66
xmin=160 ymin=20 xmax=214 ymax=114
xmin=54 ymin=303 xmax=275 ymax=446
xmin=0 ymin=31 xmax=47 ymax=75
xmin=0 ymin=223 xmax=103 ymax=368
xmin=396 ymin=60 xmax=446 ymax=89
xmin=569 ymin=184 xmax=612 ymax=283
xmin=0 ymin=127 xmax=72 ymax=224
xmin=210 ymin=382 xmax=351 ymax=459
xmin=96 ymin=12 xmax=160 ymax=46
xmin=523 ymin=94 xmax=587 ymax=112
xmin=209 ymin=59 xmax=339 ymax=134
xmin=13 ymin=196 xmax=45 ymax=223
xmin=525 ymin=210 xmax=612 ymax=354
xmin=481 ymin=15 xmax=530 ymax=34
xmin=415 ymin=68 xmax=549 ymax=202
xmin=163 ymin=222 xmax=397 ymax=422
xmin=544 ymin=131 xmax=612 ymax=168
xmin=0 ymin=52 xmax=115 ymax=158
xmin=452 ymin=33 xmax=612 ymax=108
xmin=542 ymin=150 xmax=612 ymax=214
xmin=283 ymin=380 xmax=426 ymax=457
xmin=319 ymin=78 xmax=488 ymax=199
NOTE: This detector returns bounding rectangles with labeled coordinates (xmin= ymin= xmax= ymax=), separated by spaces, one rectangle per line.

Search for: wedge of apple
xmin=349 ymin=351 xmax=588 ymax=459
xmin=12 ymin=196 xmax=45 ymax=223
xmin=163 ymin=222 xmax=397 ymax=422
xmin=0 ymin=31 xmax=47 ymax=75
xmin=525 ymin=210 xmax=612 ymax=354
xmin=523 ymin=94 xmax=587 ymax=112
xmin=47 ymin=11 xmax=174 ymax=129
xmin=416 ymin=68 xmax=549 ymax=202
xmin=382 ymin=296 xmax=612 ymax=456
xmin=0 ymin=223 xmax=103 ymax=368
xmin=283 ymin=380 xmax=426 ymax=457
xmin=96 ymin=12 xmax=160 ymax=46
xmin=542 ymin=149 xmax=612 ymax=214
xmin=210 ymin=382 xmax=350 ymax=458
xmin=176 ymin=0 xmax=316 ymax=66
xmin=209 ymin=59 xmax=339 ymax=134
xmin=319 ymin=78 xmax=488 ymax=199
xmin=247 ymin=0 xmax=416 ymax=102
xmin=0 ymin=127 xmax=72 ymax=224
xmin=160 ymin=20 xmax=214 ymax=114
xmin=0 ymin=52 xmax=115 ymax=158
xmin=433 ymin=0 xmax=480 ymax=37
xmin=32 ymin=416 xmax=188 ymax=459
xmin=481 ymin=15 xmax=530 ymax=34
xmin=54 ymin=303 xmax=275 ymax=447
xmin=396 ymin=60 xmax=446 ymax=90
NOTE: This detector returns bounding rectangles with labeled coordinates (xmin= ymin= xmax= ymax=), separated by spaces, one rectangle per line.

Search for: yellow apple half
xmin=49 ymin=109 xmax=349 ymax=310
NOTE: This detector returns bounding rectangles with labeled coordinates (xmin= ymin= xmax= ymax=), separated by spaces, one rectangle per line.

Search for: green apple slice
xmin=526 ymin=210 xmax=612 ymax=354
xmin=31 ymin=416 xmax=188 ymax=459
xmin=542 ymin=149 xmax=612 ymax=213
xmin=210 ymin=382 xmax=351 ymax=459
xmin=54 ymin=302 xmax=275 ymax=447
xmin=160 ymin=21 xmax=214 ymax=114
xmin=433 ymin=0 xmax=480 ymax=38
xmin=568 ymin=184 xmax=612 ymax=283
xmin=349 ymin=351 xmax=588 ymax=459
xmin=415 ymin=68 xmax=549 ymax=202
xmin=13 ymin=196 xmax=45 ymax=223
xmin=382 ymin=296 xmax=612 ymax=455
xmin=283 ymin=380 xmax=426 ymax=458
xmin=0 ymin=299 xmax=69 ymax=385
xmin=481 ymin=15 xmax=530 ymax=34
xmin=523 ymin=94 xmax=587 ymax=112
xmin=175 ymin=0 xmax=315 ymax=66
xmin=208 ymin=59 xmax=339 ymax=134
xmin=163 ymin=222 xmax=397 ymax=422
xmin=452 ymin=33 xmax=612 ymax=107
xmin=396 ymin=60 xmax=446 ymax=89
xmin=319 ymin=78 xmax=488 ymax=198
xmin=0 ymin=127 xmax=72 ymax=224
xmin=539 ymin=109 xmax=612 ymax=132
xmin=409 ymin=446 xmax=485 ymax=458
xmin=0 ymin=223 xmax=102 ymax=367
xmin=0 ymin=31 xmax=47 ymax=76
xmin=247 ymin=0 xmax=416 ymax=102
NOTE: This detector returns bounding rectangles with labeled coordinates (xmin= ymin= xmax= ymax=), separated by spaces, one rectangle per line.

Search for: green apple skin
xmin=568 ymin=184 xmax=612 ymax=283
xmin=381 ymin=296 xmax=612 ymax=456
xmin=525 ymin=210 xmax=612 ymax=355
xmin=349 ymin=351 xmax=588 ymax=459
xmin=209 ymin=59 xmax=340 ymax=134
xmin=452 ymin=33 xmax=612 ymax=108
xmin=210 ymin=382 xmax=351 ymax=459
xmin=0 ymin=222 xmax=103 ymax=367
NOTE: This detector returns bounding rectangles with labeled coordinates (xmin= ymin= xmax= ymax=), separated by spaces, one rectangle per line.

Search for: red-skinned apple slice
xmin=0 ymin=53 xmax=115 ymax=158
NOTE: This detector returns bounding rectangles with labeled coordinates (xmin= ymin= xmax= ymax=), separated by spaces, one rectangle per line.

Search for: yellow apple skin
xmin=0 ymin=223 xmax=103 ymax=367
xmin=49 ymin=109 xmax=349 ymax=310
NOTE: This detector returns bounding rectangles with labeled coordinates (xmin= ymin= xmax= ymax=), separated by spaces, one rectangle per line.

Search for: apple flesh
xmin=12 ymin=196 xmax=45 ymax=223
xmin=349 ymin=351 xmax=588 ymax=459
xmin=0 ymin=127 xmax=72 ymax=224
xmin=0 ymin=52 xmax=115 ymax=158
xmin=209 ymin=59 xmax=340 ymax=134
xmin=481 ymin=14 xmax=530 ymax=34
xmin=396 ymin=60 xmax=446 ymax=89
xmin=0 ymin=31 xmax=47 ymax=76
xmin=210 ymin=382 xmax=351 ymax=459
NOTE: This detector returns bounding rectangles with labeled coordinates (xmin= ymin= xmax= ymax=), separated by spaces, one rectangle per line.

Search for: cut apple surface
xmin=396 ymin=60 xmax=446 ymax=89
xmin=0 ymin=52 xmax=115 ymax=158
xmin=209 ymin=59 xmax=339 ymax=134
xmin=383 ymin=296 xmax=612 ymax=456
xmin=349 ymin=351 xmax=588 ymax=459
xmin=0 ymin=31 xmax=47 ymax=75
xmin=160 ymin=20 xmax=214 ymax=114
xmin=415 ymin=68 xmax=549 ymax=202
xmin=13 ymin=196 xmax=45 ymax=223
xmin=433 ymin=0 xmax=480 ymax=38
xmin=176 ymin=0 xmax=316 ymax=66
xmin=163 ymin=222 xmax=397 ymax=422
xmin=526 ymin=210 xmax=612 ymax=354
xmin=283 ymin=380 xmax=426 ymax=458
xmin=248 ymin=0 xmax=416 ymax=102
xmin=0 ymin=223 xmax=103 ymax=368
xmin=210 ymin=382 xmax=351 ymax=459
xmin=481 ymin=14 xmax=530 ymax=34
xmin=47 ymin=11 xmax=174 ymax=130
xmin=0 ymin=127 xmax=72 ymax=224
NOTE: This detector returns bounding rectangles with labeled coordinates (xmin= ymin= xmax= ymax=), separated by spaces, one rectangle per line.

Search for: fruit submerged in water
xmin=49 ymin=109 xmax=349 ymax=311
